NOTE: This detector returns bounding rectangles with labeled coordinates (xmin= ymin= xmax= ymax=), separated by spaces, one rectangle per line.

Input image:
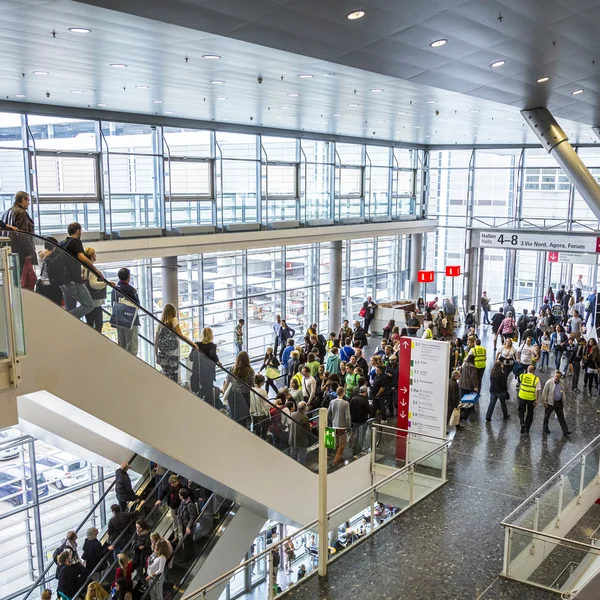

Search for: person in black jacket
xmin=353 ymin=321 xmax=368 ymax=348
xmin=107 ymin=505 xmax=139 ymax=556
xmin=277 ymin=320 xmax=296 ymax=360
xmin=191 ymin=327 xmax=220 ymax=405
xmin=176 ymin=489 xmax=198 ymax=559
xmin=566 ymin=337 xmax=584 ymax=392
xmin=447 ymin=371 xmax=461 ymax=429
xmin=486 ymin=360 xmax=510 ymax=421
xmin=111 ymin=268 xmax=141 ymax=356
xmin=350 ymin=386 xmax=370 ymax=453
xmin=115 ymin=463 xmax=140 ymax=511
xmin=154 ymin=474 xmax=185 ymax=522
xmin=57 ymin=552 xmax=85 ymax=599
xmin=82 ymin=527 xmax=106 ymax=575
xmin=491 ymin=307 xmax=504 ymax=351
xmin=259 ymin=347 xmax=281 ymax=395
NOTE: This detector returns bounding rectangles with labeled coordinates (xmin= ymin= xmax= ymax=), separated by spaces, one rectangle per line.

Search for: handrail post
xmin=502 ymin=527 xmax=512 ymax=577
xmin=318 ymin=406 xmax=328 ymax=577
xmin=556 ymin=475 xmax=565 ymax=528
xmin=370 ymin=425 xmax=376 ymax=478
xmin=578 ymin=455 xmax=586 ymax=504
xmin=370 ymin=489 xmax=376 ymax=535
xmin=441 ymin=444 xmax=448 ymax=483
xmin=408 ymin=465 xmax=415 ymax=505
xmin=531 ymin=498 xmax=540 ymax=555
xmin=268 ymin=548 xmax=275 ymax=600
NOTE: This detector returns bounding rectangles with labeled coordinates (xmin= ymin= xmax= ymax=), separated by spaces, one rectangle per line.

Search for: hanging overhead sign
xmin=445 ymin=265 xmax=461 ymax=276
xmin=475 ymin=231 xmax=600 ymax=254
xmin=417 ymin=270 xmax=435 ymax=283
xmin=548 ymin=252 xmax=598 ymax=265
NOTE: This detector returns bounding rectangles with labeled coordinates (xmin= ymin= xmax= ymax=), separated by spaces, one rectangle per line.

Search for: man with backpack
xmin=465 ymin=305 xmax=477 ymax=329
xmin=176 ymin=489 xmax=198 ymax=559
xmin=111 ymin=268 xmax=140 ymax=356
xmin=58 ymin=222 xmax=104 ymax=319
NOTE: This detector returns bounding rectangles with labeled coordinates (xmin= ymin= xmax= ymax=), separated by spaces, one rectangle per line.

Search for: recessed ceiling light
xmin=348 ymin=103 xmax=360 ymax=107
xmin=70 ymin=90 xmax=84 ymax=94
xmin=537 ymin=76 xmax=550 ymax=83
xmin=425 ymin=135 xmax=431 ymax=138
xmin=430 ymin=39 xmax=447 ymax=48
xmin=425 ymin=100 xmax=437 ymax=104
xmin=275 ymin=116 xmax=283 ymax=119
xmin=97 ymin=103 xmax=107 ymax=107
xmin=15 ymin=94 xmax=26 ymax=98
xmin=216 ymin=97 xmax=227 ymax=100
xmin=298 ymin=74 xmax=313 ymax=78
xmin=136 ymin=85 xmax=150 ymax=90
xmin=165 ymin=111 xmax=174 ymax=115
xmin=347 ymin=10 xmax=365 ymax=20
xmin=221 ymin=117 xmax=230 ymax=120
xmin=376 ymin=120 xmax=385 ymax=123
xmin=414 ymin=125 xmax=422 ymax=129
xmin=333 ymin=113 xmax=342 ymax=117
xmin=572 ymin=89 xmax=584 ymax=95
xmin=220 ymin=109 xmax=230 ymax=113
xmin=110 ymin=63 xmax=128 ymax=68
xmin=490 ymin=60 xmax=506 ymax=68
xmin=33 ymin=71 xmax=49 ymax=75
xmin=397 ymin=111 xmax=407 ymax=115
xmin=321 ymin=121 xmax=328 ymax=125
xmin=287 ymin=93 xmax=299 ymax=97
xmin=69 ymin=27 xmax=91 ymax=33
xmin=280 ymin=106 xmax=290 ymax=109
xmin=469 ymin=109 xmax=479 ymax=113
xmin=210 ymin=80 xmax=225 ymax=84
xmin=370 ymin=88 xmax=384 ymax=92
xmin=152 ymin=100 xmax=163 ymax=104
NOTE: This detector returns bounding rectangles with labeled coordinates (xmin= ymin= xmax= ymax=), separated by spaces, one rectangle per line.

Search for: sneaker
xmin=520 ymin=426 xmax=525 ymax=434
xmin=543 ymin=428 xmax=550 ymax=433
xmin=564 ymin=431 xmax=572 ymax=436
xmin=573 ymin=388 xmax=580 ymax=392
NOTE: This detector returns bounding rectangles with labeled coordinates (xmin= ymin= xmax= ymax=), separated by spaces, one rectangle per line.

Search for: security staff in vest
xmin=470 ymin=339 xmax=487 ymax=387
xmin=518 ymin=365 xmax=541 ymax=434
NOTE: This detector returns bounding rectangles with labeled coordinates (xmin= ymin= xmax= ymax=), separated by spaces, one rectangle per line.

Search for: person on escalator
xmin=190 ymin=327 xmax=220 ymax=404
xmin=146 ymin=539 xmax=169 ymax=600
xmin=154 ymin=474 xmax=184 ymax=523
xmin=132 ymin=519 xmax=152 ymax=580
xmin=113 ymin=554 xmax=133 ymax=589
xmin=107 ymin=505 xmax=139 ymax=557
xmin=176 ymin=489 xmax=198 ymax=560
xmin=111 ymin=268 xmax=140 ymax=356
xmin=115 ymin=463 xmax=142 ymax=512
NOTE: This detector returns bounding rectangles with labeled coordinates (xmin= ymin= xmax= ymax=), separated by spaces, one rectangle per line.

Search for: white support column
xmin=409 ymin=233 xmax=423 ymax=300
xmin=523 ymin=108 xmax=600 ymax=220
xmin=318 ymin=406 xmax=328 ymax=577
xmin=161 ymin=256 xmax=179 ymax=308
xmin=329 ymin=241 xmax=343 ymax=334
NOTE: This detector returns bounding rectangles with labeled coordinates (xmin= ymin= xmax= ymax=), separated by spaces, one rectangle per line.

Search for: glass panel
xmin=162 ymin=128 xmax=212 ymax=157
xmin=336 ymin=143 xmax=363 ymax=166
xmin=369 ymin=167 xmax=390 ymax=216
xmin=0 ymin=252 xmax=9 ymax=358
xmin=36 ymin=155 xmax=98 ymax=199
xmin=29 ymin=115 xmax=97 ymax=151
xmin=101 ymin=122 xmax=158 ymax=154
xmin=8 ymin=253 xmax=26 ymax=356
xmin=262 ymin=136 xmax=297 ymax=162
xmin=221 ymin=160 xmax=258 ymax=224
xmin=168 ymin=160 xmax=212 ymax=196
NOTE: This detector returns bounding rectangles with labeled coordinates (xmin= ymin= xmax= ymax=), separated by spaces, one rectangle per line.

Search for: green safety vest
xmin=518 ymin=373 xmax=539 ymax=401
xmin=473 ymin=346 xmax=486 ymax=369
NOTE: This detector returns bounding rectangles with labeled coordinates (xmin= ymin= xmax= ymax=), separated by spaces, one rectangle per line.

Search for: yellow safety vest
xmin=518 ymin=373 xmax=539 ymax=401
xmin=473 ymin=346 xmax=487 ymax=369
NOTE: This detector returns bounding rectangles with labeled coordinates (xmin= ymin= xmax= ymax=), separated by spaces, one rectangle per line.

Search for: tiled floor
xmin=283 ymin=327 xmax=600 ymax=600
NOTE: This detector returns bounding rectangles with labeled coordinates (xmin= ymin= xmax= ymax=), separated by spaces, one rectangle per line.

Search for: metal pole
xmin=556 ymin=475 xmax=565 ymax=528
xmin=502 ymin=527 xmax=512 ymax=577
xmin=578 ymin=455 xmax=586 ymax=504
xmin=268 ymin=549 xmax=274 ymax=600
xmin=409 ymin=233 xmax=423 ymax=299
xmin=531 ymin=497 xmax=540 ymax=555
xmin=318 ymin=406 xmax=328 ymax=577
xmin=329 ymin=241 xmax=343 ymax=334
xmin=408 ymin=465 xmax=415 ymax=505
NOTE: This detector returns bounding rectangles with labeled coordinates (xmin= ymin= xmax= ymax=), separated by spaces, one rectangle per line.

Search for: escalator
xmin=13 ymin=230 xmax=374 ymax=526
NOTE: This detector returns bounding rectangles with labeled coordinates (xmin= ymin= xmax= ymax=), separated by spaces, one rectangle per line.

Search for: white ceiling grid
xmin=0 ymin=0 xmax=599 ymax=145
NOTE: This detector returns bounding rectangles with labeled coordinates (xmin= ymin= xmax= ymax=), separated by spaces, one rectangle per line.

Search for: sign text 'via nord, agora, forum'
xmin=477 ymin=231 xmax=600 ymax=253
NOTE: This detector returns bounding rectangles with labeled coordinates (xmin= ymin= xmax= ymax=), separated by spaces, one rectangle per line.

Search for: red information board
xmin=417 ymin=270 xmax=434 ymax=283
xmin=446 ymin=265 xmax=461 ymax=276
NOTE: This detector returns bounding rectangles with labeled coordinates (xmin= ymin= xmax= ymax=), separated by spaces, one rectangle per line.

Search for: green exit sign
xmin=324 ymin=427 xmax=336 ymax=450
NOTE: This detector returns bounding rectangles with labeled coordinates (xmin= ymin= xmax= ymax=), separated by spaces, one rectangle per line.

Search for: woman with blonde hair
xmin=85 ymin=582 xmax=108 ymax=600
xmin=155 ymin=303 xmax=198 ymax=382
xmin=41 ymin=589 xmax=52 ymax=600
xmin=146 ymin=539 xmax=169 ymax=600
xmin=222 ymin=350 xmax=255 ymax=427
xmin=191 ymin=326 xmax=221 ymax=404
xmin=113 ymin=553 xmax=132 ymax=589
xmin=82 ymin=247 xmax=107 ymax=333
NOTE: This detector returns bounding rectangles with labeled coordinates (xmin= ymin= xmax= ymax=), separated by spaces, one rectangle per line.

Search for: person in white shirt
xmin=250 ymin=374 xmax=271 ymax=439
xmin=301 ymin=366 xmax=316 ymax=405
xmin=517 ymin=336 xmax=536 ymax=382
xmin=328 ymin=387 xmax=351 ymax=465
xmin=146 ymin=539 xmax=169 ymax=600
xmin=574 ymin=274 xmax=584 ymax=302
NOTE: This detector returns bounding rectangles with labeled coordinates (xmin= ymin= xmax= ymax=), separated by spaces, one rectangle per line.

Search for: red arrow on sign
xmin=548 ymin=252 xmax=559 ymax=263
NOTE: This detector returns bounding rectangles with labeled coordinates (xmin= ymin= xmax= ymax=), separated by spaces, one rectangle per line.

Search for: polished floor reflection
xmin=285 ymin=327 xmax=598 ymax=600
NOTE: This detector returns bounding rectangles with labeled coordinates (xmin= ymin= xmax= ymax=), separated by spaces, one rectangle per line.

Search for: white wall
xmin=18 ymin=290 xmax=372 ymax=525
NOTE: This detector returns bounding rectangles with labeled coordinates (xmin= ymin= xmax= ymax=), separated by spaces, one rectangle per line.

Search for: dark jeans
xmin=554 ymin=349 xmax=564 ymax=371
xmin=572 ymin=361 xmax=581 ymax=389
xmin=518 ymin=399 xmax=535 ymax=431
xmin=483 ymin=309 xmax=490 ymax=325
xmin=587 ymin=371 xmax=598 ymax=392
xmin=364 ymin=316 xmax=373 ymax=334
xmin=543 ymin=401 xmax=569 ymax=433
xmin=36 ymin=282 xmax=63 ymax=306
xmin=85 ymin=305 xmax=103 ymax=332
xmin=503 ymin=363 xmax=514 ymax=384
xmin=265 ymin=377 xmax=279 ymax=396
xmin=486 ymin=392 xmax=508 ymax=419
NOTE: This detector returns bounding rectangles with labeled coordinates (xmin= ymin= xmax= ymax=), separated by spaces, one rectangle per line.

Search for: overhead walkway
xmin=14 ymin=231 xmax=374 ymax=526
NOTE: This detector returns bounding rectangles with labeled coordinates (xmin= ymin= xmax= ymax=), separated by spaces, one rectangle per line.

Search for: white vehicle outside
xmin=35 ymin=453 xmax=90 ymax=490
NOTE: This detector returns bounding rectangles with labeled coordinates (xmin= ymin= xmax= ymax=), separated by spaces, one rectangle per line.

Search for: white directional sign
xmin=548 ymin=251 xmax=598 ymax=265
xmin=476 ymin=231 xmax=600 ymax=254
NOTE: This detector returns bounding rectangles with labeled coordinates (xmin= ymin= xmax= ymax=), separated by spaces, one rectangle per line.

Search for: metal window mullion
xmin=27 ymin=440 xmax=45 ymax=589
xmin=151 ymin=126 xmax=165 ymax=231
xmin=256 ymin=137 xmax=263 ymax=225
xmin=242 ymin=250 xmax=248 ymax=349
xmin=281 ymin=246 xmax=287 ymax=319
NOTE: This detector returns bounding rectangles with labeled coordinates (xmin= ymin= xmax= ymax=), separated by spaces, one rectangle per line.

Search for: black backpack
xmin=52 ymin=541 xmax=68 ymax=564
xmin=46 ymin=249 xmax=72 ymax=287
xmin=465 ymin=312 xmax=474 ymax=326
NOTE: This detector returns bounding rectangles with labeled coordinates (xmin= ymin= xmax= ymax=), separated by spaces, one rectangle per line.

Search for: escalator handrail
xmin=71 ymin=468 xmax=172 ymax=599
xmin=20 ymin=452 xmax=138 ymax=600
xmin=17 ymin=230 xmax=309 ymax=432
xmin=139 ymin=492 xmax=227 ymax=600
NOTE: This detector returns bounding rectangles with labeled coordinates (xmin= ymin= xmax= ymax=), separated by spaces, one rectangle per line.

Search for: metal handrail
xmin=20 ymin=452 xmax=138 ymax=600
xmin=502 ymin=433 xmax=600 ymax=525
xmin=71 ymin=468 xmax=171 ymax=599
xmin=502 ymin=523 xmax=600 ymax=552
xmin=372 ymin=422 xmax=448 ymax=442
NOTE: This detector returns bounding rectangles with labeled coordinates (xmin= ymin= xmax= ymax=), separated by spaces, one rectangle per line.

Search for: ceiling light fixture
xmin=275 ymin=116 xmax=283 ymax=119
xmin=280 ymin=106 xmax=291 ymax=109
xmin=347 ymin=10 xmax=365 ymax=20
xmin=333 ymin=113 xmax=342 ymax=117
xmin=221 ymin=117 xmax=230 ymax=120
xmin=210 ymin=80 xmax=225 ymax=84
xmin=469 ymin=109 xmax=479 ymax=113
xmin=70 ymin=90 xmax=84 ymax=94
xmin=348 ymin=103 xmax=360 ymax=107
xmin=215 ymin=96 xmax=227 ymax=100
xmin=97 ymin=103 xmax=107 ymax=107
xmin=425 ymin=100 xmax=437 ymax=104
xmin=430 ymin=39 xmax=447 ymax=48
xmin=414 ymin=125 xmax=422 ymax=129
xmin=490 ymin=60 xmax=506 ymax=68
xmin=136 ymin=85 xmax=150 ymax=89
xmin=537 ymin=76 xmax=550 ymax=83
xmin=165 ymin=111 xmax=174 ymax=114
xmin=370 ymin=88 xmax=384 ymax=92
xmin=298 ymin=73 xmax=314 ymax=78
xmin=69 ymin=27 xmax=91 ymax=33
xmin=110 ymin=63 xmax=128 ymax=68
xmin=33 ymin=71 xmax=49 ymax=75
xmin=15 ymin=94 xmax=26 ymax=98
xmin=287 ymin=93 xmax=299 ymax=97
xmin=376 ymin=120 xmax=385 ymax=123
xmin=397 ymin=111 xmax=407 ymax=115
xmin=572 ymin=89 xmax=584 ymax=95
xmin=202 ymin=54 xmax=221 ymax=60
xmin=152 ymin=100 xmax=163 ymax=104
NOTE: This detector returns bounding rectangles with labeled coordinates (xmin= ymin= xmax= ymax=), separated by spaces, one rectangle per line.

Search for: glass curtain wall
xmin=426 ymin=147 xmax=600 ymax=309
xmin=94 ymin=236 xmax=407 ymax=366
xmin=0 ymin=112 xmax=420 ymax=235
xmin=0 ymin=427 xmax=128 ymax=600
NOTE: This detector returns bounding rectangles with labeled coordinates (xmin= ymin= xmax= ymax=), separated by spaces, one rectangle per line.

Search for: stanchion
xmin=318 ymin=406 xmax=328 ymax=577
